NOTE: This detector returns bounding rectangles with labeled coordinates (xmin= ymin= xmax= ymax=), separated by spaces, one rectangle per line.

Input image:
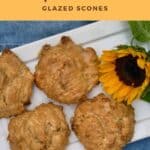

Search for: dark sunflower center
xmin=115 ymin=54 xmax=146 ymax=87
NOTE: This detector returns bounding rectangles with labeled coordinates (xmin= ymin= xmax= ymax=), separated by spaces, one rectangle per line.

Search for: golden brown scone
xmin=34 ymin=36 xmax=99 ymax=104
xmin=8 ymin=103 xmax=70 ymax=150
xmin=72 ymin=94 xmax=135 ymax=150
xmin=0 ymin=49 xmax=33 ymax=118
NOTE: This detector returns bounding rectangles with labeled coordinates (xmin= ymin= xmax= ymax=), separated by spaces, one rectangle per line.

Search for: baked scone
xmin=72 ymin=94 xmax=135 ymax=150
xmin=34 ymin=36 xmax=99 ymax=104
xmin=0 ymin=49 xmax=33 ymax=118
xmin=8 ymin=103 xmax=70 ymax=150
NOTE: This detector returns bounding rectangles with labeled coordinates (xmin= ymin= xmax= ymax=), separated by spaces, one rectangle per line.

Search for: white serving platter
xmin=0 ymin=21 xmax=150 ymax=150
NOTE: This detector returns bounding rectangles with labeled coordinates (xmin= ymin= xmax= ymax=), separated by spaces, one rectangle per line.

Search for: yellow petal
xmin=127 ymin=78 xmax=149 ymax=104
xmin=116 ymin=85 xmax=132 ymax=99
xmin=146 ymin=63 xmax=150 ymax=77
xmin=112 ymin=84 xmax=132 ymax=102
xmin=113 ymin=93 xmax=124 ymax=102
xmin=99 ymin=71 xmax=114 ymax=82
xmin=137 ymin=58 xmax=145 ymax=69
xmin=117 ymin=53 xmax=128 ymax=58
xmin=142 ymin=78 xmax=149 ymax=90
xmin=99 ymin=63 xmax=115 ymax=73
xmin=100 ymin=51 xmax=117 ymax=62
xmin=135 ymin=51 xmax=146 ymax=59
xmin=103 ymin=50 xmax=115 ymax=54
xmin=138 ymin=78 xmax=149 ymax=97
xmin=146 ymin=62 xmax=150 ymax=68
xmin=117 ymin=49 xmax=130 ymax=54
xmin=104 ymin=75 xmax=119 ymax=87
xmin=104 ymin=80 xmax=123 ymax=95
xmin=100 ymin=55 xmax=116 ymax=62
xmin=127 ymin=88 xmax=139 ymax=104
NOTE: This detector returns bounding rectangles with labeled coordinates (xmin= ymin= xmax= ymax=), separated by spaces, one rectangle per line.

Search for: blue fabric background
xmin=0 ymin=21 xmax=150 ymax=149
xmin=0 ymin=21 xmax=92 ymax=50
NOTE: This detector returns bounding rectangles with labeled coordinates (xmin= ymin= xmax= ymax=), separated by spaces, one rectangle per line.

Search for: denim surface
xmin=0 ymin=21 xmax=92 ymax=50
xmin=0 ymin=21 xmax=149 ymax=150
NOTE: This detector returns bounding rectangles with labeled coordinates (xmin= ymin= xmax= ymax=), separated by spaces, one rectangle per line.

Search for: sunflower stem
xmin=130 ymin=37 xmax=135 ymax=46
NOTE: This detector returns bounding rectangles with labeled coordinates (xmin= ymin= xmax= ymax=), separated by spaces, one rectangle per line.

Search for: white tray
xmin=0 ymin=21 xmax=150 ymax=150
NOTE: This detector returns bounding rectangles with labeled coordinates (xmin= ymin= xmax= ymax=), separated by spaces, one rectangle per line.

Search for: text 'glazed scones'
xmin=35 ymin=36 xmax=99 ymax=104
xmin=8 ymin=103 xmax=70 ymax=150
xmin=72 ymin=94 xmax=135 ymax=150
xmin=0 ymin=49 xmax=33 ymax=118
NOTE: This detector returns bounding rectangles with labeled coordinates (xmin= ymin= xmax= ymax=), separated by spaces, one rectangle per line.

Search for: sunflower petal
xmin=135 ymin=51 xmax=146 ymax=59
xmin=100 ymin=55 xmax=116 ymax=62
xmin=116 ymin=85 xmax=132 ymax=99
xmin=127 ymin=88 xmax=139 ymax=104
xmin=103 ymin=72 xmax=121 ymax=88
xmin=113 ymin=93 xmax=124 ymax=102
xmin=138 ymin=78 xmax=149 ymax=97
xmin=99 ymin=71 xmax=114 ymax=83
xmin=99 ymin=63 xmax=115 ymax=73
xmin=117 ymin=53 xmax=128 ymax=58
xmin=104 ymin=80 xmax=123 ymax=95
xmin=100 ymin=51 xmax=117 ymax=62
xmin=112 ymin=84 xmax=130 ymax=101
xmin=103 ymin=50 xmax=115 ymax=54
xmin=117 ymin=49 xmax=130 ymax=54
xmin=146 ymin=62 xmax=150 ymax=77
xmin=137 ymin=58 xmax=145 ymax=69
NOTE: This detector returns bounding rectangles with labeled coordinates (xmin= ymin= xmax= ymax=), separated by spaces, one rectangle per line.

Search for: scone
xmin=34 ymin=36 xmax=99 ymax=104
xmin=72 ymin=94 xmax=135 ymax=150
xmin=0 ymin=49 xmax=33 ymax=118
xmin=8 ymin=103 xmax=70 ymax=150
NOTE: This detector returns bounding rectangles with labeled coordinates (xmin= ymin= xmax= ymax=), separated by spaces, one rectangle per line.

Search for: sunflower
xmin=99 ymin=46 xmax=150 ymax=104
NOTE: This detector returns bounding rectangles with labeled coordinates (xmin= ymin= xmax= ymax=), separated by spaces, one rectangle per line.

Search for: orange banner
xmin=0 ymin=0 xmax=149 ymax=20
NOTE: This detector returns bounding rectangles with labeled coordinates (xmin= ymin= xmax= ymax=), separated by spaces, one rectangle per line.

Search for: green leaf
xmin=128 ymin=21 xmax=150 ymax=42
xmin=141 ymin=85 xmax=150 ymax=102
xmin=117 ymin=45 xmax=131 ymax=49
xmin=117 ymin=44 xmax=146 ymax=53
